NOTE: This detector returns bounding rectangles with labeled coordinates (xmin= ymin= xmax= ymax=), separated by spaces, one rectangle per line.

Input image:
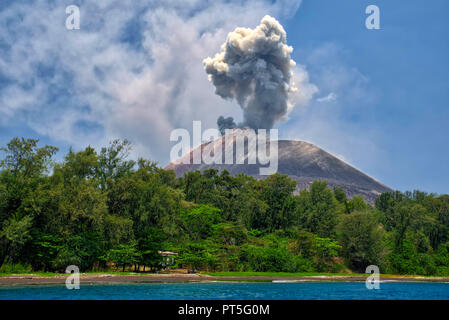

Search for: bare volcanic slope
xmin=166 ymin=132 xmax=392 ymax=204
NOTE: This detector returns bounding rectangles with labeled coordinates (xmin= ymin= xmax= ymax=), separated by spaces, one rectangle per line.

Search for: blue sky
xmin=279 ymin=0 xmax=449 ymax=193
xmin=0 ymin=0 xmax=448 ymax=193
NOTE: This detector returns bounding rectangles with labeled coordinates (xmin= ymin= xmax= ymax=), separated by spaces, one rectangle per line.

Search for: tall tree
xmin=295 ymin=181 xmax=338 ymax=238
xmin=338 ymin=210 xmax=386 ymax=272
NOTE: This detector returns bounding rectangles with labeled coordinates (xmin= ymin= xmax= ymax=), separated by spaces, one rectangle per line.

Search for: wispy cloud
xmin=316 ymin=92 xmax=337 ymax=103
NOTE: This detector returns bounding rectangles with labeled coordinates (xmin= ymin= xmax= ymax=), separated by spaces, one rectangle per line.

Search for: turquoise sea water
xmin=1 ymin=281 xmax=449 ymax=300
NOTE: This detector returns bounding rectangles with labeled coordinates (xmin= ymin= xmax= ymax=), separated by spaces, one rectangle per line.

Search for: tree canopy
xmin=0 ymin=137 xmax=448 ymax=276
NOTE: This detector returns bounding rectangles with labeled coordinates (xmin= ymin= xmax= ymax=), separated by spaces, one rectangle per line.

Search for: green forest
xmin=0 ymin=137 xmax=449 ymax=276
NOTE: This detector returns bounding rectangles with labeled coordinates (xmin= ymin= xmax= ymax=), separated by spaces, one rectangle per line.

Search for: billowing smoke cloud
xmin=204 ymin=15 xmax=299 ymax=130
xmin=217 ymin=116 xmax=237 ymax=135
xmin=0 ymin=1 xmax=309 ymax=164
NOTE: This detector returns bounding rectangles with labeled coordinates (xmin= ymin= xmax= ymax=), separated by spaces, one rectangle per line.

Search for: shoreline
xmin=1 ymin=273 xmax=449 ymax=286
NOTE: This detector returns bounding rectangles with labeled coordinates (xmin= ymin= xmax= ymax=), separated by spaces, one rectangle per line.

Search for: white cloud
xmin=316 ymin=92 xmax=337 ymax=103
xmin=0 ymin=0 xmax=306 ymax=164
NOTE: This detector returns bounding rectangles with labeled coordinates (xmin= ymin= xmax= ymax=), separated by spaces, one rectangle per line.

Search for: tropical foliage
xmin=0 ymin=137 xmax=448 ymax=275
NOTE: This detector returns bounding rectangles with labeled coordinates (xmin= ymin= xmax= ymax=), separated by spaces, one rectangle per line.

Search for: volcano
xmin=166 ymin=129 xmax=392 ymax=203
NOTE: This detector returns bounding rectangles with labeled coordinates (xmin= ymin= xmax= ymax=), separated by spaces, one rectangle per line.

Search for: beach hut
xmin=158 ymin=250 xmax=178 ymax=269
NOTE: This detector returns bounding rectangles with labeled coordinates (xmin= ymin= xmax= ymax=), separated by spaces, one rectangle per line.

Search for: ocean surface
xmin=1 ymin=281 xmax=449 ymax=300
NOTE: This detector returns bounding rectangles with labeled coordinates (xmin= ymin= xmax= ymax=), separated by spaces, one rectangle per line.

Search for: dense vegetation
xmin=0 ymin=137 xmax=448 ymax=276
